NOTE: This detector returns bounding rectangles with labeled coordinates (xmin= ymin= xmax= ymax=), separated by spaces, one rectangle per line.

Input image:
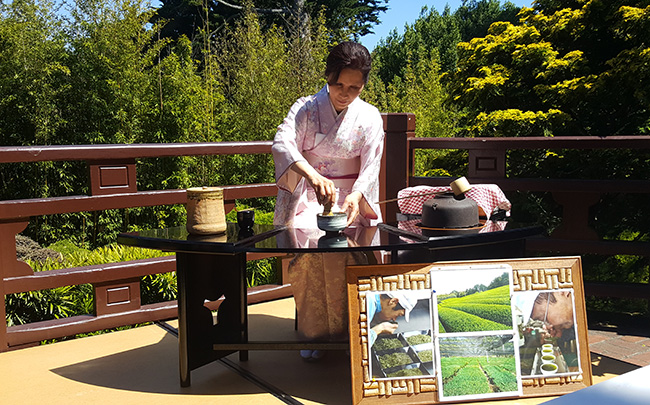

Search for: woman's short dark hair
xmin=325 ymin=41 xmax=372 ymax=84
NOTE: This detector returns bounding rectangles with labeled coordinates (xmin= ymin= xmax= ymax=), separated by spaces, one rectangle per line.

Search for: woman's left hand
xmin=341 ymin=191 xmax=362 ymax=226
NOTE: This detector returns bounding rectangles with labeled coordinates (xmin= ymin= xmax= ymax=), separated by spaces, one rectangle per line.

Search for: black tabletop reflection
xmin=117 ymin=219 xmax=543 ymax=256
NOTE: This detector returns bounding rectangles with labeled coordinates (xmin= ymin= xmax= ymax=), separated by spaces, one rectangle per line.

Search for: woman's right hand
xmin=291 ymin=161 xmax=336 ymax=206
xmin=307 ymin=172 xmax=336 ymax=206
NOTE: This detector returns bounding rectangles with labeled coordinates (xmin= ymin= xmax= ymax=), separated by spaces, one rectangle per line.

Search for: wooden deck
xmin=1 ymin=297 xmax=647 ymax=405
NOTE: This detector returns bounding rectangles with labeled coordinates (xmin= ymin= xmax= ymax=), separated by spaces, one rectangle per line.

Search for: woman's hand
xmin=307 ymin=172 xmax=336 ymax=206
xmin=291 ymin=161 xmax=336 ymax=206
xmin=341 ymin=191 xmax=362 ymax=226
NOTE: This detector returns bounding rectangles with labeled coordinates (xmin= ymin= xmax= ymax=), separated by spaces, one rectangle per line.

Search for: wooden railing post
xmin=381 ymin=113 xmax=416 ymax=222
xmin=551 ymin=192 xmax=600 ymax=240
xmin=0 ymin=220 xmax=33 ymax=351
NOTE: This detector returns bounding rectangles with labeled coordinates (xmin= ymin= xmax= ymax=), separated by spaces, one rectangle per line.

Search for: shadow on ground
xmin=587 ymin=310 xmax=650 ymax=337
xmin=50 ymin=313 xmax=352 ymax=404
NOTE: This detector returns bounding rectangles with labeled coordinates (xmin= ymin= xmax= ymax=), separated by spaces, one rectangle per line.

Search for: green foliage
xmin=438 ymin=286 xmax=512 ymax=332
xmin=371 ymin=0 xmax=522 ymax=84
xmin=441 ymin=303 xmax=513 ymax=325
xmin=368 ymin=52 xmax=458 ymax=137
xmin=442 ymin=358 xmax=492 ymax=396
xmin=216 ymin=5 xmax=327 ymax=141
xmin=63 ymin=0 xmax=167 ymax=144
xmin=153 ymin=0 xmax=388 ymax=46
xmin=5 ymin=242 xmax=175 ymax=326
xmin=246 ymin=258 xmax=279 ymax=287
xmin=455 ymin=0 xmax=521 ymax=42
xmin=438 ymin=307 xmax=510 ymax=332
xmin=481 ymin=363 xmax=518 ymax=392
xmin=365 ymin=1 xmax=522 ymax=176
xmin=371 ymin=5 xmax=460 ymax=83
xmin=0 ymin=0 xmax=69 ymax=145
xmin=442 ymin=356 xmax=518 ymax=395
xmin=7 ymin=212 xmax=281 ymax=326
xmin=364 ymin=47 xmax=459 ymax=177
xmin=141 ymin=272 xmax=178 ymax=304
xmin=0 ymin=0 xmax=329 ymax=247
xmin=213 ymin=5 xmax=326 ymax=188
xmin=306 ymin=0 xmax=389 ymax=43
xmin=6 ymin=286 xmax=78 ymax=327
xmin=441 ymin=283 xmax=510 ymax=304
xmin=469 ymin=109 xmax=571 ymax=137
xmin=448 ymin=1 xmax=650 ymax=136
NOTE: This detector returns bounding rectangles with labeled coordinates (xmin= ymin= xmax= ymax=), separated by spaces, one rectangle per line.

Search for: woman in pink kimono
xmin=272 ymin=42 xmax=384 ymax=360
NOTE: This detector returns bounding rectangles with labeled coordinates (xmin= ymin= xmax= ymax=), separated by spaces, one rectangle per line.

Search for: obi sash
xmin=303 ymin=150 xmax=360 ymax=181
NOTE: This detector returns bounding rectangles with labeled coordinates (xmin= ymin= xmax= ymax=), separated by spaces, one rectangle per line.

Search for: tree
xmin=309 ymin=0 xmax=388 ymax=42
xmin=445 ymin=1 xmax=650 ymax=310
xmin=0 ymin=0 xmax=68 ymax=146
xmin=152 ymin=0 xmax=388 ymax=47
xmin=371 ymin=0 xmax=522 ymax=85
xmin=488 ymin=272 xmax=509 ymax=289
xmin=62 ymin=0 xmax=166 ymax=145
xmin=455 ymin=0 xmax=520 ymax=41
xmin=447 ymin=1 xmax=650 ymax=137
xmin=212 ymin=5 xmax=328 ymax=194
xmin=372 ymin=5 xmax=460 ymax=84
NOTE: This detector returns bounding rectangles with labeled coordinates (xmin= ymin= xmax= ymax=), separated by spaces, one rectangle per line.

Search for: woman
xmin=272 ymin=42 xmax=384 ymax=360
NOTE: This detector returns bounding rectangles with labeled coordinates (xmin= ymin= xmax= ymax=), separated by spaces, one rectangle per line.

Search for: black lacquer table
xmin=117 ymin=220 xmax=542 ymax=386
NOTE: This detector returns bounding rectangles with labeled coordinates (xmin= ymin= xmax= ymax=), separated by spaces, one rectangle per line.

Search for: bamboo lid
xmin=186 ymin=186 xmax=223 ymax=200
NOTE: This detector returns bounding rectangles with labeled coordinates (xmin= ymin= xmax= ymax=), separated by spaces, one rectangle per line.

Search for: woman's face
xmin=328 ymin=68 xmax=365 ymax=112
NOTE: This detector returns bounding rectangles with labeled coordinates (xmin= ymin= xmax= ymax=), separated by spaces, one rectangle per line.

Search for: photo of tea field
xmin=438 ymin=335 xmax=519 ymax=399
xmin=437 ymin=276 xmax=513 ymax=333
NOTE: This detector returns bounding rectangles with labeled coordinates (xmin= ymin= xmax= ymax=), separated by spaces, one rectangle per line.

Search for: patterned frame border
xmin=346 ymin=256 xmax=593 ymax=405
xmin=513 ymin=266 xmax=585 ymax=387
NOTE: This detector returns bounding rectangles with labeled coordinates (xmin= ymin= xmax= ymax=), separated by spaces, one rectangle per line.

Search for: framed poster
xmin=346 ymin=257 xmax=592 ymax=405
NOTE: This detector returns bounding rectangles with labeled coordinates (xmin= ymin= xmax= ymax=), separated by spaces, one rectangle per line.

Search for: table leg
xmin=176 ymin=251 xmax=247 ymax=387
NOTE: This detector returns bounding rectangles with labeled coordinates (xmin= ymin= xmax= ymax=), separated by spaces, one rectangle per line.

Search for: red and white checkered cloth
xmin=396 ymin=185 xmax=511 ymax=219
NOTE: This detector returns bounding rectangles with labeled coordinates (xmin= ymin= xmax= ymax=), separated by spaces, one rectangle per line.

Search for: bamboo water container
xmin=185 ymin=187 xmax=227 ymax=235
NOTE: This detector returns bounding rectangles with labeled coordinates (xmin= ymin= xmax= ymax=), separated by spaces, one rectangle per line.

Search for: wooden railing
xmin=2 ymin=111 xmax=649 ymax=351
xmin=0 ymin=143 xmax=281 ymax=350
xmin=0 ymin=113 xmax=413 ymax=351
xmin=383 ymin=132 xmax=650 ymax=303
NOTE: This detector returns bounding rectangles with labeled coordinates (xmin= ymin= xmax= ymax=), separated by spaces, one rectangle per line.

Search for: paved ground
xmin=2 ymin=298 xmax=648 ymax=405
xmin=588 ymin=329 xmax=650 ymax=367
xmin=586 ymin=309 xmax=650 ymax=367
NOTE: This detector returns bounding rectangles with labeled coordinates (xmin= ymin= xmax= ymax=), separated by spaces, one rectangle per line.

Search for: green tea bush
xmin=438 ymin=307 xmax=510 ymax=333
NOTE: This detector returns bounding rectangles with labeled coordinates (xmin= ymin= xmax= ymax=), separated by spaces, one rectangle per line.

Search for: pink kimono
xmin=272 ymin=85 xmax=384 ymax=340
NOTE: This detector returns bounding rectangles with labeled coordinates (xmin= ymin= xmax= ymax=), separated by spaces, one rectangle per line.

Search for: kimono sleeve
xmin=352 ymin=108 xmax=385 ymax=221
xmin=272 ymin=97 xmax=310 ymax=193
